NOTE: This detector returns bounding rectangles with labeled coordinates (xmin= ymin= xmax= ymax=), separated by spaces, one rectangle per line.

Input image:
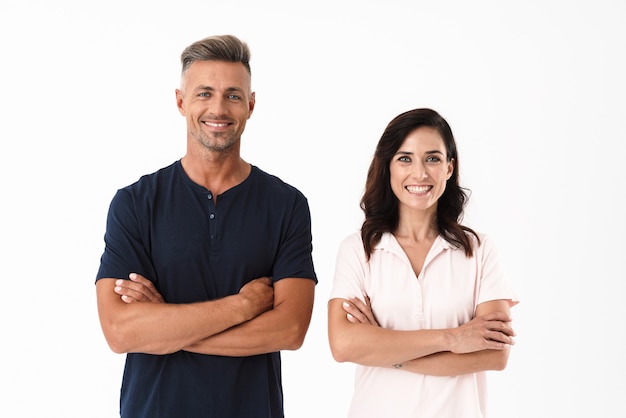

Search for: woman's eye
xmin=398 ymin=156 xmax=411 ymax=163
xmin=426 ymin=156 xmax=441 ymax=163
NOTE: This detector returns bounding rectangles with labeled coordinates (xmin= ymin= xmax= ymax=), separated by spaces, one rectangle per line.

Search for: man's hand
xmin=449 ymin=311 xmax=516 ymax=353
xmin=238 ymin=277 xmax=274 ymax=321
xmin=342 ymin=295 xmax=379 ymax=326
xmin=114 ymin=273 xmax=165 ymax=304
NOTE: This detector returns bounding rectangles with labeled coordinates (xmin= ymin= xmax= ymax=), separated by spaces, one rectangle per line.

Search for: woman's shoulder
xmin=340 ymin=230 xmax=363 ymax=247
xmin=468 ymin=230 xmax=502 ymax=257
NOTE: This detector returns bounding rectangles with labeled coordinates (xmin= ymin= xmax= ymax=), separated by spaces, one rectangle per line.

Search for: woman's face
xmin=389 ymin=126 xmax=454 ymax=214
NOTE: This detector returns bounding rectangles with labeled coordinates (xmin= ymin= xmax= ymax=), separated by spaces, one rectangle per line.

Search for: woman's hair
xmin=360 ymin=108 xmax=479 ymax=259
xmin=180 ymin=34 xmax=251 ymax=75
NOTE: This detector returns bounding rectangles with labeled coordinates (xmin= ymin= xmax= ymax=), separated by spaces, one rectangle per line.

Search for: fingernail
xmin=115 ymin=279 xmax=123 ymax=286
xmin=343 ymin=302 xmax=350 ymax=308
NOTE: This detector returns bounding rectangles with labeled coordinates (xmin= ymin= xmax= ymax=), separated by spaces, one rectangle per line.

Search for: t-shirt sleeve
xmin=476 ymin=234 xmax=519 ymax=308
xmin=95 ymin=188 xmax=156 ymax=283
xmin=329 ymin=233 xmax=367 ymax=301
xmin=271 ymin=192 xmax=317 ymax=284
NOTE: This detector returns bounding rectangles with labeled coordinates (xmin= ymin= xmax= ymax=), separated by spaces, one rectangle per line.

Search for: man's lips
xmin=203 ymin=121 xmax=231 ymax=128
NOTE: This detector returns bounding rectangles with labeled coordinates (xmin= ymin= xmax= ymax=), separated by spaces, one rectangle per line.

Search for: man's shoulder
xmin=251 ymin=165 xmax=306 ymax=198
xmin=122 ymin=161 xmax=180 ymax=191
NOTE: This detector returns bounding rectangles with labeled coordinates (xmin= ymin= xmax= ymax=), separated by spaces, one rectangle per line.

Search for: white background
xmin=1 ymin=0 xmax=625 ymax=417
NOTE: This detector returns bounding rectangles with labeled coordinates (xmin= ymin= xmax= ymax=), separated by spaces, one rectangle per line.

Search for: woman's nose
xmin=413 ymin=163 xmax=428 ymax=179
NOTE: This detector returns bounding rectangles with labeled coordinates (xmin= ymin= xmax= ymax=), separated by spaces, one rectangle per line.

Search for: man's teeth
xmin=204 ymin=122 xmax=229 ymax=127
xmin=406 ymin=185 xmax=431 ymax=193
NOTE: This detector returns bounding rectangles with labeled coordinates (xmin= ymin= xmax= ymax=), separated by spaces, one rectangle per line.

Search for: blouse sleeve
xmin=476 ymin=233 xmax=519 ymax=308
xmin=329 ymin=232 xmax=368 ymax=301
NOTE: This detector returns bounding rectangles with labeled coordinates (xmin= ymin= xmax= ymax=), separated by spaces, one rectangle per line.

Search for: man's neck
xmin=180 ymin=153 xmax=251 ymax=195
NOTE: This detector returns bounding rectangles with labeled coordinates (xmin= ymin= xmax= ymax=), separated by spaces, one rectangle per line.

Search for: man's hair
xmin=180 ymin=34 xmax=251 ymax=75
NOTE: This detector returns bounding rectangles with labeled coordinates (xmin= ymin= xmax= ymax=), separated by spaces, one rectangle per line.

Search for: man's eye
xmin=228 ymin=94 xmax=241 ymax=100
xmin=199 ymin=92 xmax=210 ymax=97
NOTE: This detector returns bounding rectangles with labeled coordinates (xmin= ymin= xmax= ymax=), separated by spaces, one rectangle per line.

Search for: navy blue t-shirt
xmin=96 ymin=160 xmax=317 ymax=418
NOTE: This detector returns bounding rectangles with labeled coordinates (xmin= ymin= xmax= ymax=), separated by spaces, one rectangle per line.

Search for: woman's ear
xmin=446 ymin=158 xmax=455 ymax=180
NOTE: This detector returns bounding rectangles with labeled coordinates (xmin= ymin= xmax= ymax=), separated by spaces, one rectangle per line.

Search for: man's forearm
xmin=97 ymin=279 xmax=258 ymax=355
xmin=184 ymin=279 xmax=315 ymax=356
xmin=183 ymin=303 xmax=309 ymax=356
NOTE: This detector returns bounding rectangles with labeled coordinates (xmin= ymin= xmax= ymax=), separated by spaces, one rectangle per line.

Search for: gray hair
xmin=180 ymin=34 xmax=251 ymax=75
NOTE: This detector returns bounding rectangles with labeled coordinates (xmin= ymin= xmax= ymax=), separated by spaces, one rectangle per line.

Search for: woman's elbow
xmin=330 ymin=348 xmax=350 ymax=363
xmin=491 ymin=346 xmax=511 ymax=371
xmin=328 ymin=334 xmax=354 ymax=363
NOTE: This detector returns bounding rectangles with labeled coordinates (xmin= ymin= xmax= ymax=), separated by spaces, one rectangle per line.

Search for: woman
xmin=328 ymin=108 xmax=518 ymax=417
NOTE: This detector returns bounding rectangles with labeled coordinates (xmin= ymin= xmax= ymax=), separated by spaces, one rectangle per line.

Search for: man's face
xmin=176 ymin=60 xmax=255 ymax=153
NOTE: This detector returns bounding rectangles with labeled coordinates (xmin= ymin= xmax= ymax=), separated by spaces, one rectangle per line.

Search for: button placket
xmin=207 ymin=193 xmax=216 ymax=237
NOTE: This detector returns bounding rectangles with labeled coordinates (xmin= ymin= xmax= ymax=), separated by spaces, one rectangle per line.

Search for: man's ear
xmin=247 ymin=91 xmax=256 ymax=118
xmin=175 ymin=89 xmax=186 ymax=116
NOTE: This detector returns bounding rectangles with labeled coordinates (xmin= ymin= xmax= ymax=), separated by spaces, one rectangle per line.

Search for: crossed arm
xmin=96 ymin=273 xmax=315 ymax=356
xmin=327 ymin=296 xmax=515 ymax=376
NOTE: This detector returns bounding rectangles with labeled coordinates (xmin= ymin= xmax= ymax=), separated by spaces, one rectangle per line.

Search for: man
xmin=95 ymin=34 xmax=317 ymax=418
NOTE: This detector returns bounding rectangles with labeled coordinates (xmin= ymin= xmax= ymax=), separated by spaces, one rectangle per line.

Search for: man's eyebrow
xmin=194 ymin=85 xmax=244 ymax=93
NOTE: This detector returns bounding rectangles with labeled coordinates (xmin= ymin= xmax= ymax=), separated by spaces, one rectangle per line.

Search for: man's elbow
xmin=107 ymin=341 xmax=128 ymax=355
xmin=102 ymin=326 xmax=177 ymax=355
xmin=282 ymin=321 xmax=311 ymax=350
xmin=101 ymin=322 xmax=133 ymax=354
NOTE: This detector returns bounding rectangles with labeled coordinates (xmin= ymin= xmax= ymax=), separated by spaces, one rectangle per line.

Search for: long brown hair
xmin=360 ymin=108 xmax=479 ymax=259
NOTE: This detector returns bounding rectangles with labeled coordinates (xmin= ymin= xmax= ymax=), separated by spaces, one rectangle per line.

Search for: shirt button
xmin=207 ymin=193 xmax=213 ymax=200
xmin=209 ymin=213 xmax=215 ymax=219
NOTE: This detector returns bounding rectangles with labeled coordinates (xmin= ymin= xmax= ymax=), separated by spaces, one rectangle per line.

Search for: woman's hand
xmin=449 ymin=311 xmax=515 ymax=353
xmin=342 ymin=295 xmax=379 ymax=326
